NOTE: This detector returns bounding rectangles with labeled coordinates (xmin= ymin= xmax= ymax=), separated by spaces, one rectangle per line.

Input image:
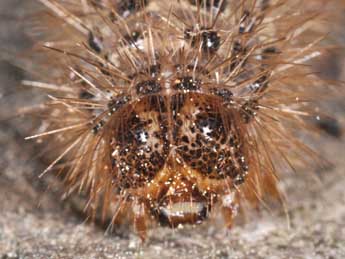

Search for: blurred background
xmin=0 ymin=1 xmax=345 ymax=258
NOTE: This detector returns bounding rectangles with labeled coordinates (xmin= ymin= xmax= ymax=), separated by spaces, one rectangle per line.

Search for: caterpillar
xmin=21 ymin=0 xmax=341 ymax=241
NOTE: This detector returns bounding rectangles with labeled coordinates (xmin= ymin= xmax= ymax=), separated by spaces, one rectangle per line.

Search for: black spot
xmin=136 ymin=80 xmax=162 ymax=95
xmin=108 ymin=95 xmax=131 ymax=114
xmin=196 ymin=113 xmax=223 ymax=137
xmin=88 ymin=32 xmax=102 ymax=53
xmin=233 ymin=174 xmax=246 ymax=185
xmin=134 ymin=128 xmax=149 ymax=144
xmin=262 ymin=47 xmax=281 ymax=60
xmin=181 ymin=135 xmax=190 ymax=143
xmin=239 ymin=10 xmax=250 ymax=34
xmin=263 ymin=47 xmax=280 ymax=54
xmin=174 ymin=77 xmax=200 ymax=91
xmin=249 ymin=74 xmax=269 ymax=92
xmin=211 ymin=88 xmax=233 ymax=100
xmin=185 ymin=28 xmax=221 ymax=53
xmin=316 ymin=117 xmax=342 ymax=138
xmin=117 ymin=0 xmax=148 ymax=17
xmin=79 ymin=90 xmax=94 ymax=99
xmin=124 ymin=31 xmax=141 ymax=45
xmin=184 ymin=29 xmax=193 ymax=41
xmin=92 ymin=120 xmax=105 ymax=134
xmin=240 ymin=10 xmax=250 ymax=22
xmin=147 ymin=64 xmax=161 ymax=77
xmin=241 ymin=100 xmax=259 ymax=123
xmin=233 ymin=41 xmax=243 ymax=54
xmin=201 ymin=30 xmax=220 ymax=52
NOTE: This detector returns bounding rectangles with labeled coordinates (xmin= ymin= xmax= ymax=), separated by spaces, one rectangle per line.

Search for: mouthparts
xmin=154 ymin=177 xmax=210 ymax=228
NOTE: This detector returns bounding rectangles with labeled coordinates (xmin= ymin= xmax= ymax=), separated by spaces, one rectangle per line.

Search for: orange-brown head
xmin=109 ymin=92 xmax=248 ymax=227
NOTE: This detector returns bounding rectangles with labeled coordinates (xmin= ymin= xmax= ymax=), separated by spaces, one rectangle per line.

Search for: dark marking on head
xmin=110 ymin=98 xmax=169 ymax=189
xmin=174 ymin=98 xmax=248 ymax=182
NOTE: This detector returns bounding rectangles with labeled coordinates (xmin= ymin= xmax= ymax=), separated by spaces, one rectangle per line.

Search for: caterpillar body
xmin=23 ymin=0 xmax=340 ymax=240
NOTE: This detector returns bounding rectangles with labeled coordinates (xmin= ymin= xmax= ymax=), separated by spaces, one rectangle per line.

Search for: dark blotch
xmin=136 ymin=80 xmax=162 ymax=95
xmin=174 ymin=77 xmax=200 ymax=91
xmin=79 ymin=90 xmax=94 ymax=100
xmin=239 ymin=10 xmax=250 ymax=34
xmin=108 ymin=95 xmax=131 ymax=114
xmin=263 ymin=46 xmax=280 ymax=54
xmin=124 ymin=31 xmax=141 ymax=45
xmin=241 ymin=100 xmax=259 ymax=123
xmin=117 ymin=0 xmax=148 ymax=17
xmin=211 ymin=88 xmax=233 ymax=101
xmin=92 ymin=120 xmax=105 ymax=134
xmin=249 ymin=74 xmax=269 ymax=92
xmin=147 ymin=64 xmax=161 ymax=77
xmin=316 ymin=117 xmax=343 ymax=138
xmin=185 ymin=28 xmax=221 ymax=53
xmin=88 ymin=32 xmax=102 ymax=53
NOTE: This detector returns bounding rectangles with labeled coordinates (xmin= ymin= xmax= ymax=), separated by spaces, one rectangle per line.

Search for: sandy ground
xmin=1 ymin=1 xmax=345 ymax=258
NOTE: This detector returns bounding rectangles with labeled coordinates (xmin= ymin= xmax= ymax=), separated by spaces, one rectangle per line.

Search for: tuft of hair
xmin=23 ymin=0 xmax=342 ymax=240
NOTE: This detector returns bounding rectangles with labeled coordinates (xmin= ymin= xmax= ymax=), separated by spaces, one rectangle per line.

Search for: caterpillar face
xmin=109 ymin=91 xmax=247 ymax=226
xmin=27 ymin=0 xmax=336 ymax=240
